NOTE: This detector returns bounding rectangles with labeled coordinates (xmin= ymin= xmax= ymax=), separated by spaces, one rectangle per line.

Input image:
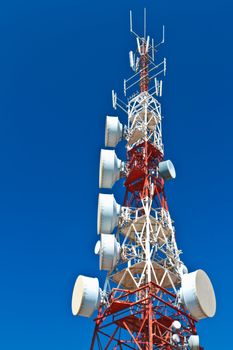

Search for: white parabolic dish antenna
xmin=181 ymin=269 xmax=216 ymax=320
xmin=105 ymin=116 xmax=123 ymax=148
xmin=97 ymin=193 xmax=121 ymax=234
xmin=99 ymin=149 xmax=122 ymax=189
xmin=158 ymin=160 xmax=176 ymax=180
xmin=71 ymin=275 xmax=100 ymax=318
xmin=95 ymin=234 xmax=120 ymax=271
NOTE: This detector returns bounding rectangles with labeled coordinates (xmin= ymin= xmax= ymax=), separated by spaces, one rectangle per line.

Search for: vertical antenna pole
xmin=144 ymin=8 xmax=147 ymax=40
xmin=152 ymin=38 xmax=155 ymax=61
xmin=130 ymin=10 xmax=133 ymax=32
xmin=162 ymin=25 xmax=165 ymax=43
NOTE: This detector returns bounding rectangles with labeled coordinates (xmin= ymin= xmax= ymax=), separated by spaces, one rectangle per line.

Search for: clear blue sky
xmin=0 ymin=0 xmax=232 ymax=349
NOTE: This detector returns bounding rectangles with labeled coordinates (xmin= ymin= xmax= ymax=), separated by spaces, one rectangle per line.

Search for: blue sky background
xmin=0 ymin=0 xmax=232 ymax=349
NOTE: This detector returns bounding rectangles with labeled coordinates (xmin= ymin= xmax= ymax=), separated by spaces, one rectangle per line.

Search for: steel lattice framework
xmin=71 ymin=9 xmax=216 ymax=350
xmin=90 ymin=11 xmax=201 ymax=350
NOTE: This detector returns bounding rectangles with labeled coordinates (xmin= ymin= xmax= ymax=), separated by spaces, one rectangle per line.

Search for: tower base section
xmin=90 ymin=282 xmax=202 ymax=350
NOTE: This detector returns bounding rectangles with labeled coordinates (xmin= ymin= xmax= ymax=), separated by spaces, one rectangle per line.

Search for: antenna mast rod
xmin=144 ymin=8 xmax=146 ymax=40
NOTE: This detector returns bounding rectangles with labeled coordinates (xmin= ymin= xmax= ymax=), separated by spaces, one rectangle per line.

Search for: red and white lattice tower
xmin=71 ymin=9 xmax=216 ymax=350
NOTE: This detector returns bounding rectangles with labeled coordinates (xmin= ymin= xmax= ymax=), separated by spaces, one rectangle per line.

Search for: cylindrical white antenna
xmin=135 ymin=57 xmax=140 ymax=71
xmin=136 ymin=37 xmax=141 ymax=54
xmin=129 ymin=51 xmax=135 ymax=69
xmin=112 ymin=90 xmax=117 ymax=110
xmin=146 ymin=36 xmax=150 ymax=53
xmin=159 ymin=80 xmax=163 ymax=97
xmin=152 ymin=38 xmax=155 ymax=60
xmin=155 ymin=78 xmax=158 ymax=96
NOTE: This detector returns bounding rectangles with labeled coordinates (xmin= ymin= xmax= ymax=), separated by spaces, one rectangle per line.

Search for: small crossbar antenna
xmin=129 ymin=10 xmax=141 ymax=39
xmin=155 ymin=25 xmax=165 ymax=48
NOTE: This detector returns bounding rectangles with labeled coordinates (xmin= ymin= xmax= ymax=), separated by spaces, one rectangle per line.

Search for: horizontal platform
xmin=127 ymin=128 xmax=144 ymax=146
xmin=128 ymin=111 xmax=160 ymax=130
xmin=120 ymin=215 xmax=173 ymax=244
xmin=115 ymin=314 xmax=173 ymax=336
xmin=110 ymin=261 xmax=180 ymax=290
xmin=116 ymin=314 xmax=145 ymax=333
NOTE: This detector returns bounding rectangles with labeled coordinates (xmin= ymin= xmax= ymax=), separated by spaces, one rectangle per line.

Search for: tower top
xmin=112 ymin=9 xmax=167 ymax=113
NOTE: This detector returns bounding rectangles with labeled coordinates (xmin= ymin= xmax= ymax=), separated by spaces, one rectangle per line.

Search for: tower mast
xmin=71 ymin=9 xmax=216 ymax=350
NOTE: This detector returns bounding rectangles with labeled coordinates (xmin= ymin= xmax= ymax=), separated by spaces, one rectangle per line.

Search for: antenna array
xmin=71 ymin=9 xmax=216 ymax=350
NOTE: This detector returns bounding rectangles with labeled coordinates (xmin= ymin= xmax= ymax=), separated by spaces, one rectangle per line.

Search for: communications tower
xmin=71 ymin=9 xmax=216 ymax=350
